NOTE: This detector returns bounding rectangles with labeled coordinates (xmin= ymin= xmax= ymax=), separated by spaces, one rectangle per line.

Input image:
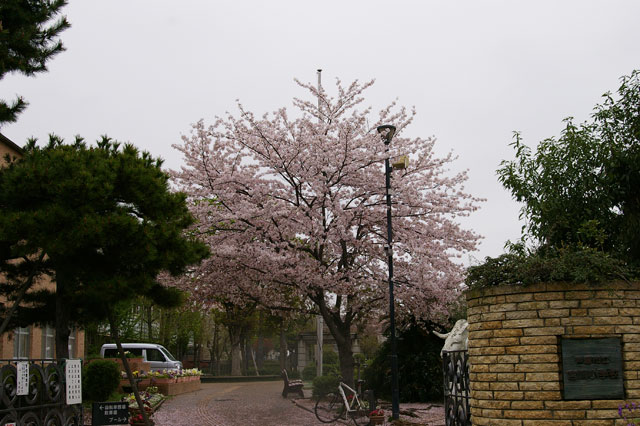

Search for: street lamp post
xmin=377 ymin=124 xmax=400 ymax=420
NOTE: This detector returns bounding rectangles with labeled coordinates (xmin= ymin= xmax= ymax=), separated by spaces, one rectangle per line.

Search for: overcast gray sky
xmin=3 ymin=0 xmax=640 ymax=262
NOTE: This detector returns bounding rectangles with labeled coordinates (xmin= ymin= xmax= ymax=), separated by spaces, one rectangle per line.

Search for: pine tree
xmin=0 ymin=0 xmax=70 ymax=127
xmin=0 ymin=135 xmax=208 ymax=357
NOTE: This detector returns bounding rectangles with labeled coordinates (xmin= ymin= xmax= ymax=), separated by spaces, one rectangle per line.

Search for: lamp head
xmin=376 ymin=125 xmax=396 ymax=145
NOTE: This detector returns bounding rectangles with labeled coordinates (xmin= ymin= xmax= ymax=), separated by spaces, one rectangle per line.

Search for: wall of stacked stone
xmin=466 ymin=281 xmax=640 ymax=426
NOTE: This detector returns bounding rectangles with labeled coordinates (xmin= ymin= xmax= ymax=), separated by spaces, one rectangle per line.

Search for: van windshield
xmin=159 ymin=346 xmax=177 ymax=361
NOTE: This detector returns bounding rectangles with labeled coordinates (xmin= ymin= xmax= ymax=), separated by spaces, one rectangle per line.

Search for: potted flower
xmin=129 ymin=412 xmax=154 ymax=426
xmin=369 ymin=409 xmax=385 ymax=425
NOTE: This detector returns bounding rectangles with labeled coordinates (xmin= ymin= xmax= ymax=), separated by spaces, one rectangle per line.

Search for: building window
xmin=13 ymin=327 xmax=30 ymax=359
xmin=68 ymin=330 xmax=76 ymax=358
xmin=41 ymin=325 xmax=55 ymax=359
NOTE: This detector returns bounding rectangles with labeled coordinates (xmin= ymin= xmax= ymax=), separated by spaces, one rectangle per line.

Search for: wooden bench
xmin=281 ymin=369 xmax=304 ymax=398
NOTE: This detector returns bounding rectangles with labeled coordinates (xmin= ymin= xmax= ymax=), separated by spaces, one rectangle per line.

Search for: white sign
xmin=65 ymin=359 xmax=82 ymax=405
xmin=16 ymin=361 xmax=29 ymax=396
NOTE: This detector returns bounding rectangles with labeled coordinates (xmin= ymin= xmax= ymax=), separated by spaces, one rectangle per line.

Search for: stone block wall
xmin=466 ymin=281 xmax=640 ymax=426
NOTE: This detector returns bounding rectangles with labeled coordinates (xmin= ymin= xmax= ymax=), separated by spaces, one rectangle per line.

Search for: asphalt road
xmin=152 ymin=381 xmax=348 ymax=426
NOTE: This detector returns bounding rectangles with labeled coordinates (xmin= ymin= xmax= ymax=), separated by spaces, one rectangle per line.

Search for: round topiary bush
xmin=83 ymin=359 xmax=121 ymax=401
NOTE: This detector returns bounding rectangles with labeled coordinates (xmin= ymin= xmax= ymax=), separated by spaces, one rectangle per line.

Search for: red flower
xmin=129 ymin=413 xmax=144 ymax=424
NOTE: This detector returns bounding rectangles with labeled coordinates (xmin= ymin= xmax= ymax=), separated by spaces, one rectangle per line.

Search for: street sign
xmin=92 ymin=402 xmax=129 ymax=425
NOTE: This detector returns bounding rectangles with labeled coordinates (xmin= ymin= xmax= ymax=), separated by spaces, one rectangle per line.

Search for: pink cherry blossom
xmin=169 ymin=78 xmax=482 ymax=379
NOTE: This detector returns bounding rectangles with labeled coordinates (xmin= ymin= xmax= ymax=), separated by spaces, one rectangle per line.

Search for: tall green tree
xmin=0 ymin=0 xmax=70 ymax=127
xmin=0 ymin=135 xmax=208 ymax=358
xmin=498 ymin=70 xmax=640 ymax=266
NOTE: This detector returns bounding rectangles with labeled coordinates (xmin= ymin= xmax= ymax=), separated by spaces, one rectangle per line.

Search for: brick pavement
xmin=152 ymin=381 xmax=349 ymax=426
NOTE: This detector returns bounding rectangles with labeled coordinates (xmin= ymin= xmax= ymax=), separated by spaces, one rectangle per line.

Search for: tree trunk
xmin=335 ymin=332 xmax=355 ymax=388
xmin=279 ymin=319 xmax=287 ymax=371
xmin=256 ymin=334 xmax=264 ymax=370
xmin=109 ymin=312 xmax=152 ymax=426
xmin=317 ymin=300 xmax=356 ymax=387
xmin=230 ymin=342 xmax=242 ymax=375
xmin=194 ymin=341 xmax=201 ymax=369
xmin=209 ymin=322 xmax=219 ymax=374
xmin=146 ymin=305 xmax=153 ymax=340
xmin=242 ymin=333 xmax=250 ymax=375
xmin=55 ymin=282 xmax=70 ymax=359
xmin=256 ymin=311 xmax=264 ymax=370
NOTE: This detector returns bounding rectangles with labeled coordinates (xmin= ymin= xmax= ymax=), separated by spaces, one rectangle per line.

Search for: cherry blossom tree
xmin=171 ymin=78 xmax=481 ymax=383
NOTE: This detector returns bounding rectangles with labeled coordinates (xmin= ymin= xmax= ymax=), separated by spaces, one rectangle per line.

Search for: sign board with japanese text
xmin=561 ymin=337 xmax=624 ymax=400
xmin=16 ymin=361 xmax=29 ymax=396
xmin=65 ymin=359 xmax=82 ymax=405
xmin=92 ymin=402 xmax=130 ymax=425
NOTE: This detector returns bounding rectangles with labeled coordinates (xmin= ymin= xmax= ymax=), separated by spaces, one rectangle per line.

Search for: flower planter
xmin=152 ymin=377 xmax=175 ymax=385
xmin=369 ymin=415 xmax=385 ymax=425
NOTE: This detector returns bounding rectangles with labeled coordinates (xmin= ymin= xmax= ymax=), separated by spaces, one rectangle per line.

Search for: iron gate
xmin=442 ymin=350 xmax=471 ymax=426
xmin=0 ymin=359 xmax=83 ymax=426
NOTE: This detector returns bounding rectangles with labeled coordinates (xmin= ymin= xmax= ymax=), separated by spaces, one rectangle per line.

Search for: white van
xmin=100 ymin=343 xmax=182 ymax=372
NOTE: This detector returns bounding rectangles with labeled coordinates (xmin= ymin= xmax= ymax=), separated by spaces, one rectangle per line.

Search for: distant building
xmin=0 ymin=133 xmax=85 ymax=359
xmin=296 ymin=324 xmax=360 ymax=374
xmin=0 ymin=133 xmax=22 ymax=164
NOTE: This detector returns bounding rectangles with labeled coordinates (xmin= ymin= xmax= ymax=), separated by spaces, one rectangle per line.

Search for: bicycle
xmin=314 ymin=380 xmax=374 ymax=425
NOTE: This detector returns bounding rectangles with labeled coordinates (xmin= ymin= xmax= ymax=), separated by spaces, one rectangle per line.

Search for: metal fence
xmin=0 ymin=359 xmax=83 ymax=426
xmin=442 ymin=350 xmax=471 ymax=426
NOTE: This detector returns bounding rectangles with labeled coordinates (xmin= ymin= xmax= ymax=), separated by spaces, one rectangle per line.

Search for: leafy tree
xmin=0 ymin=135 xmax=208 ymax=358
xmin=498 ymin=70 xmax=640 ymax=266
xmin=0 ymin=0 xmax=70 ymax=127
xmin=171 ymin=78 xmax=481 ymax=384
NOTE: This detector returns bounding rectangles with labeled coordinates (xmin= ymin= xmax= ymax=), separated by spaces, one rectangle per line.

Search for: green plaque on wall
xmin=561 ymin=337 xmax=624 ymax=400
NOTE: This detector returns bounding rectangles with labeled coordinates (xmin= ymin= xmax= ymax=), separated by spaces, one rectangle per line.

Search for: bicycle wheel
xmin=315 ymin=392 xmax=345 ymax=423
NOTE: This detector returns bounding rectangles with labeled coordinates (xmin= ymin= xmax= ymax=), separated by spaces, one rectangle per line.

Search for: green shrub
xmin=312 ymin=374 xmax=340 ymax=397
xmin=288 ymin=369 xmax=301 ymax=379
xmin=322 ymin=348 xmax=338 ymax=365
xmin=302 ymin=364 xmax=317 ymax=381
xmin=363 ymin=323 xmax=444 ymax=402
xmin=83 ymin=359 xmax=121 ymax=401
xmin=466 ymin=246 xmax=636 ymax=290
xmin=323 ymin=363 xmax=340 ymax=378
xmin=301 ymin=347 xmax=341 ymax=382
xmin=246 ymin=360 xmax=285 ymax=376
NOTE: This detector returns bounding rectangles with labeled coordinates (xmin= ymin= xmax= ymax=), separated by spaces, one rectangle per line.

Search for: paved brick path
xmin=152 ymin=381 xmax=348 ymax=426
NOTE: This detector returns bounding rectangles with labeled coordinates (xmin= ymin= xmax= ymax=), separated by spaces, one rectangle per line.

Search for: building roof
xmin=0 ymin=133 xmax=23 ymax=155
